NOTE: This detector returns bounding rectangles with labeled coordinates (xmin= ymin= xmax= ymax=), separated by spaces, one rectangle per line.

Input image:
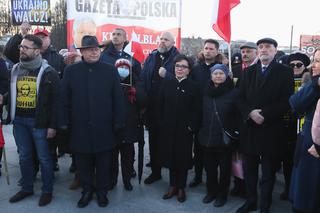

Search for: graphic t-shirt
xmin=16 ymin=69 xmax=39 ymax=117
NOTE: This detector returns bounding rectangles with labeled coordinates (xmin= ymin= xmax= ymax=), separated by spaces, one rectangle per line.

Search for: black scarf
xmin=205 ymin=77 xmax=234 ymax=97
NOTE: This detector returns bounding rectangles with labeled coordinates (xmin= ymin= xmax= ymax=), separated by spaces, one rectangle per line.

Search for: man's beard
xmin=20 ymin=55 xmax=33 ymax=62
xmin=158 ymin=46 xmax=170 ymax=53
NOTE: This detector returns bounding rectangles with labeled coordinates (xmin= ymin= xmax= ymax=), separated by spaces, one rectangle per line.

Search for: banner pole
xmin=228 ymin=43 xmax=232 ymax=73
xmin=290 ymin=25 xmax=294 ymax=54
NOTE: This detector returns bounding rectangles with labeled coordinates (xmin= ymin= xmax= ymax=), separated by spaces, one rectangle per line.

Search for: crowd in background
xmin=0 ymin=22 xmax=319 ymax=213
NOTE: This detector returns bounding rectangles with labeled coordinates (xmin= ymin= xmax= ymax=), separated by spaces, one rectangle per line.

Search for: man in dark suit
xmin=236 ymin=38 xmax=294 ymax=213
xmin=61 ymin=35 xmax=125 ymax=208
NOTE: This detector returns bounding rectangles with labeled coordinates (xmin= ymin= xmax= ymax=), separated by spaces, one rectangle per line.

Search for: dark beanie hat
xmin=210 ymin=64 xmax=229 ymax=77
xmin=288 ymin=52 xmax=311 ymax=67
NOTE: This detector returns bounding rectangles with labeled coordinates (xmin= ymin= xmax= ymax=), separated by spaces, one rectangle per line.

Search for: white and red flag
xmin=123 ymin=30 xmax=145 ymax=63
xmin=211 ymin=0 xmax=240 ymax=43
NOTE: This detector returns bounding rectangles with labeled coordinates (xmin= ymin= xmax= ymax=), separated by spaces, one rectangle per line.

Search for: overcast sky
xmin=181 ymin=0 xmax=320 ymax=46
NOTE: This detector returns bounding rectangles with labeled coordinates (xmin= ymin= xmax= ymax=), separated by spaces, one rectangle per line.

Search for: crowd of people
xmin=0 ymin=22 xmax=319 ymax=213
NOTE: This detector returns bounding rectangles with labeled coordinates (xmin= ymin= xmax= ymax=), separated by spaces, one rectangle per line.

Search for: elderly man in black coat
xmin=236 ymin=38 xmax=294 ymax=213
xmin=61 ymin=36 xmax=125 ymax=208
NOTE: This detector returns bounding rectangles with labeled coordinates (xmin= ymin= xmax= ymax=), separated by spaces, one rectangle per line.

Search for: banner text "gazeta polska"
xmin=75 ymin=0 xmax=177 ymax=18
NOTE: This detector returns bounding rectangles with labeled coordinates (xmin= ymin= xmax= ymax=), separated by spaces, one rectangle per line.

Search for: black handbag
xmin=213 ymin=99 xmax=239 ymax=147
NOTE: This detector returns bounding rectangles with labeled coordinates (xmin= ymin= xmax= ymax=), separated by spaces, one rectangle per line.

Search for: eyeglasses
xmin=175 ymin=64 xmax=189 ymax=69
xmin=289 ymin=62 xmax=304 ymax=69
xmin=18 ymin=45 xmax=38 ymax=50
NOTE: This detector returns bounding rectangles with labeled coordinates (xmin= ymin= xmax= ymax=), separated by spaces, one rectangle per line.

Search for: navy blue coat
xmin=61 ymin=59 xmax=125 ymax=154
xmin=140 ymin=47 xmax=179 ymax=95
xmin=289 ymin=78 xmax=320 ymax=212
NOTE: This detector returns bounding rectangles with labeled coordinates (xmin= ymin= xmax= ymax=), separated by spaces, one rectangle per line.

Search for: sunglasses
xmin=289 ymin=62 xmax=304 ymax=68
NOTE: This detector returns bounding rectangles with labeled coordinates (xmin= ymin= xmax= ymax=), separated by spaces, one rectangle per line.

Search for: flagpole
xmin=228 ymin=42 xmax=232 ymax=73
xmin=289 ymin=25 xmax=294 ymax=54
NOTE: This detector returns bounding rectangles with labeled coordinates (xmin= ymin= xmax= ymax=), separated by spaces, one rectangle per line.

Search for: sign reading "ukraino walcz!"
xmin=67 ymin=0 xmax=182 ymax=57
xmin=11 ymin=0 xmax=51 ymax=26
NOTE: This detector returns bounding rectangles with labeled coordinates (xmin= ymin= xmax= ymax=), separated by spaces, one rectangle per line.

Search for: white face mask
xmin=117 ymin=67 xmax=130 ymax=79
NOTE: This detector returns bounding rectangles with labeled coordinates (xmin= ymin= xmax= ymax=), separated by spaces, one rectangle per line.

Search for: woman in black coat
xmin=198 ymin=64 xmax=238 ymax=207
xmin=158 ymin=54 xmax=201 ymax=203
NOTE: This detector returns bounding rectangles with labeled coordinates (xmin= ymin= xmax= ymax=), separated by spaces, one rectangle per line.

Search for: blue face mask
xmin=118 ymin=67 xmax=130 ymax=79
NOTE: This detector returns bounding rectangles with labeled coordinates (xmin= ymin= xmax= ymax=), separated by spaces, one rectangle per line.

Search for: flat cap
xmin=256 ymin=38 xmax=278 ymax=48
xmin=240 ymin=42 xmax=257 ymax=50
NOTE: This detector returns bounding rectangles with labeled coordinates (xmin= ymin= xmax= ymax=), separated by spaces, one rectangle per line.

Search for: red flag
xmin=212 ymin=0 xmax=240 ymax=43
xmin=124 ymin=30 xmax=145 ymax=63
xmin=0 ymin=125 xmax=5 ymax=148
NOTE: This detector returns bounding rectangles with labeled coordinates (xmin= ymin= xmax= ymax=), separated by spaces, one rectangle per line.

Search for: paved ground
xmin=0 ymin=125 xmax=292 ymax=212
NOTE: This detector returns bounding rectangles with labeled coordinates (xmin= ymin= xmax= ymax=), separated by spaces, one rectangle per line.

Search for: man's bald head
xmin=158 ymin=31 xmax=175 ymax=53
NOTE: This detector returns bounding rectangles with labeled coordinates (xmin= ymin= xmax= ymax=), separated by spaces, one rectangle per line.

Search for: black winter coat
xmin=121 ymin=78 xmax=147 ymax=144
xmin=61 ymin=59 xmax=125 ymax=154
xmin=4 ymin=34 xmax=23 ymax=64
xmin=0 ymin=58 xmax=9 ymax=120
xmin=191 ymin=61 xmax=219 ymax=92
xmin=6 ymin=61 xmax=60 ymax=129
xmin=237 ymin=60 xmax=294 ymax=156
xmin=198 ymin=79 xmax=239 ymax=149
xmin=158 ymin=77 xmax=201 ymax=170
xmin=42 ymin=45 xmax=66 ymax=78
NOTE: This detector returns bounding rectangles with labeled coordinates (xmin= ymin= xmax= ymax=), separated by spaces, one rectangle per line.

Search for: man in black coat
xmin=34 ymin=28 xmax=66 ymax=171
xmin=61 ymin=36 xmax=125 ymax=208
xmin=100 ymin=28 xmax=142 ymax=189
xmin=140 ymin=31 xmax=179 ymax=184
xmin=236 ymin=38 xmax=294 ymax=213
xmin=189 ymin=39 xmax=221 ymax=189
xmin=4 ymin=22 xmax=31 ymax=65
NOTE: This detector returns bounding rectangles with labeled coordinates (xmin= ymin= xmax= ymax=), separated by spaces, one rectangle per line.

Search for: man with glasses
xmin=7 ymin=34 xmax=60 ymax=206
xmin=140 ymin=31 xmax=179 ymax=184
xmin=61 ymin=35 xmax=125 ymax=208
xmin=4 ymin=22 xmax=31 ymax=65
